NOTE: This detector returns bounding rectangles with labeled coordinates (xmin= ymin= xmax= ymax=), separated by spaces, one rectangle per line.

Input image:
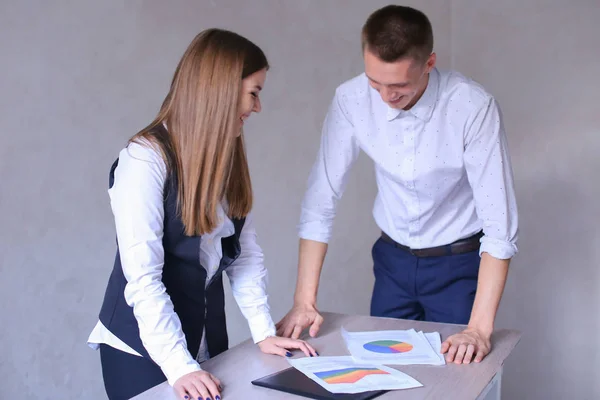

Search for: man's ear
xmin=426 ymin=52 xmax=437 ymax=73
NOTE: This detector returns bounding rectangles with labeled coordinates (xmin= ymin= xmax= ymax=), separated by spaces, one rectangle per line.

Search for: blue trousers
xmin=370 ymin=238 xmax=480 ymax=324
xmin=100 ymin=344 xmax=166 ymax=400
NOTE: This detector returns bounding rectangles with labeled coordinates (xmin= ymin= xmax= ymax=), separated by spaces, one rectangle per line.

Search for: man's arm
xmin=294 ymin=239 xmax=328 ymax=307
xmin=277 ymin=88 xmax=359 ymax=339
xmin=442 ymin=253 xmax=510 ymax=363
xmin=469 ymin=254 xmax=510 ymax=338
xmin=276 ymin=239 xmax=328 ymax=339
xmin=442 ymin=95 xmax=518 ymax=364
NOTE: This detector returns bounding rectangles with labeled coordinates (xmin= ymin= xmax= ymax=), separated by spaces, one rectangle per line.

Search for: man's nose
xmin=381 ymin=87 xmax=395 ymax=102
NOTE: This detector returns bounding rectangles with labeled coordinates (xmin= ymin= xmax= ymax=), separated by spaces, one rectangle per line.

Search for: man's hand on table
xmin=276 ymin=302 xmax=494 ymax=365
xmin=441 ymin=326 xmax=491 ymax=364
xmin=275 ymin=303 xmax=324 ymax=339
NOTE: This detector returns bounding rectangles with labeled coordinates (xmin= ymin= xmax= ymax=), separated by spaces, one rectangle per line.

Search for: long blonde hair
xmin=131 ymin=29 xmax=268 ymax=235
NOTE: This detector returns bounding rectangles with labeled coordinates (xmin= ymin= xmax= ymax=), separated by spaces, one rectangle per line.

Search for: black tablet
xmin=251 ymin=367 xmax=388 ymax=400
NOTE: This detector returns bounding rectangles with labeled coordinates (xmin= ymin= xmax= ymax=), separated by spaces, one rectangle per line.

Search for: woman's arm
xmin=225 ymin=213 xmax=276 ymax=343
xmin=226 ymin=214 xmax=318 ymax=357
xmin=110 ymin=141 xmax=201 ymax=385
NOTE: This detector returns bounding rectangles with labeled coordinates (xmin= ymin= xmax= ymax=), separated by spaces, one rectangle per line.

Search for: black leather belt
xmin=380 ymin=231 xmax=483 ymax=257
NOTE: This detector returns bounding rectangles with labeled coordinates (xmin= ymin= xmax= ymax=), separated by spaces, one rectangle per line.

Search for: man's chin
xmin=388 ymin=102 xmax=407 ymax=110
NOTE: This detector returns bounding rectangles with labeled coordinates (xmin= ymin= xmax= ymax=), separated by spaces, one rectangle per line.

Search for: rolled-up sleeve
xmin=298 ymin=89 xmax=360 ymax=243
xmin=463 ymin=97 xmax=519 ymax=259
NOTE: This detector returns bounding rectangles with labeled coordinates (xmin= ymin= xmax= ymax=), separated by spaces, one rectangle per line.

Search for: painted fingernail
xmin=286 ymin=351 xmax=293 ymax=357
xmin=184 ymin=397 xmax=188 ymax=400
xmin=216 ymin=396 xmax=221 ymax=400
xmin=316 ymin=351 xmax=319 ymax=356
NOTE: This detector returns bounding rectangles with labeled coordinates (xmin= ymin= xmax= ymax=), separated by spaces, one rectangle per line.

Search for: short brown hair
xmin=362 ymin=5 xmax=434 ymax=62
xmin=132 ymin=29 xmax=268 ymax=235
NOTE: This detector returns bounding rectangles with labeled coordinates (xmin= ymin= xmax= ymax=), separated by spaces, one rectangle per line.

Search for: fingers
xmin=274 ymin=345 xmax=293 ymax=358
xmin=440 ymin=339 xmax=451 ymax=354
xmin=303 ymin=341 xmax=319 ymax=357
xmin=174 ymin=372 xmax=223 ymax=400
xmin=474 ymin=343 xmax=489 ymax=363
xmin=275 ymin=317 xmax=286 ymax=333
xmin=275 ymin=313 xmax=295 ymax=337
xmin=309 ymin=314 xmax=323 ymax=338
xmin=463 ymin=344 xmax=475 ymax=364
xmin=198 ymin=373 xmax=221 ymax=400
xmin=209 ymin=373 xmax=222 ymax=392
xmin=445 ymin=341 xmax=458 ymax=363
xmin=442 ymin=330 xmax=492 ymax=365
xmin=268 ymin=337 xmax=319 ymax=358
xmin=174 ymin=384 xmax=189 ymax=400
xmin=195 ymin=382 xmax=211 ymax=400
xmin=289 ymin=339 xmax=318 ymax=357
xmin=289 ymin=339 xmax=315 ymax=357
xmin=266 ymin=339 xmax=293 ymax=358
xmin=291 ymin=324 xmax=303 ymax=340
xmin=453 ymin=343 xmax=468 ymax=364
xmin=276 ymin=324 xmax=284 ymax=337
xmin=281 ymin=321 xmax=296 ymax=338
xmin=183 ymin=382 xmax=202 ymax=400
xmin=445 ymin=341 xmax=489 ymax=364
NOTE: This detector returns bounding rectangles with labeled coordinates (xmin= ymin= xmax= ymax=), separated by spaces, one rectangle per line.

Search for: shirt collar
xmin=386 ymin=67 xmax=439 ymax=122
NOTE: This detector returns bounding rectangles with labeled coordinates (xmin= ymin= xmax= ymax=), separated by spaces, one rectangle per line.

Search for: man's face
xmin=364 ymin=49 xmax=436 ymax=110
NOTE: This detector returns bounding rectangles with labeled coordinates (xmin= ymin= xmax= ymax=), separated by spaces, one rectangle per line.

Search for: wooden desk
xmin=133 ymin=312 xmax=521 ymax=400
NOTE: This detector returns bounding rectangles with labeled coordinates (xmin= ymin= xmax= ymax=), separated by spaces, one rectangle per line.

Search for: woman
xmin=87 ymin=29 xmax=317 ymax=400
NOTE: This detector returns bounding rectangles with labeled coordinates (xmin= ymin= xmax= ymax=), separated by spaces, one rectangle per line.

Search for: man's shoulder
xmin=334 ymin=72 xmax=369 ymax=101
xmin=437 ymin=68 xmax=495 ymax=108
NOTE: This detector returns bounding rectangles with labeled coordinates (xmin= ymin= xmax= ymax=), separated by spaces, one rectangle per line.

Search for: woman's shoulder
xmin=120 ymin=137 xmax=166 ymax=168
xmin=123 ymin=137 xmax=162 ymax=161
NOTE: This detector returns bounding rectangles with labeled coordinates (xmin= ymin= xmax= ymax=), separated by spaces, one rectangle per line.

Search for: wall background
xmin=0 ymin=1 xmax=598 ymax=398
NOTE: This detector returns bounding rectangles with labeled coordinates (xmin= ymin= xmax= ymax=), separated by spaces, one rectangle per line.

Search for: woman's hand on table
xmin=258 ymin=336 xmax=319 ymax=358
xmin=173 ymin=370 xmax=222 ymax=400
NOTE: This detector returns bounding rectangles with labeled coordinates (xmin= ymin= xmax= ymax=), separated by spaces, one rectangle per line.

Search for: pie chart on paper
xmin=363 ymin=340 xmax=413 ymax=354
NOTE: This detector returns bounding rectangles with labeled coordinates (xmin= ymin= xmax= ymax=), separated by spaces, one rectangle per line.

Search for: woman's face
xmin=238 ymin=68 xmax=267 ymax=133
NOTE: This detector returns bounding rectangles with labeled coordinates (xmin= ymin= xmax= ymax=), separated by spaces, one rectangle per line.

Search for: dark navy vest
xmin=98 ymin=134 xmax=245 ymax=361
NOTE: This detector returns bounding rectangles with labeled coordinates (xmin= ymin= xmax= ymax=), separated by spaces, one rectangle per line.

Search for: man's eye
xmin=251 ymin=92 xmax=258 ymax=98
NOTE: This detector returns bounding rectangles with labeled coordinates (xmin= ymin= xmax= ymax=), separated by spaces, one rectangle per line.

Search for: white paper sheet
xmin=342 ymin=327 xmax=445 ymax=366
xmin=288 ymin=356 xmax=422 ymax=394
xmin=419 ymin=331 xmax=446 ymax=365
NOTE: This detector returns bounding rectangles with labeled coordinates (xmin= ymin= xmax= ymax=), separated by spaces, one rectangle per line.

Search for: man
xmin=276 ymin=5 xmax=518 ymax=365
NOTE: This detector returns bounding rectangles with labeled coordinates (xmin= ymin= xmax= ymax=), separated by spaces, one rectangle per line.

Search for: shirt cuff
xmin=298 ymin=224 xmax=331 ymax=244
xmin=159 ymin=347 xmax=202 ymax=386
xmin=479 ymin=236 xmax=518 ymax=259
xmin=247 ymin=312 xmax=277 ymax=344
xmin=298 ymin=211 xmax=334 ymax=244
